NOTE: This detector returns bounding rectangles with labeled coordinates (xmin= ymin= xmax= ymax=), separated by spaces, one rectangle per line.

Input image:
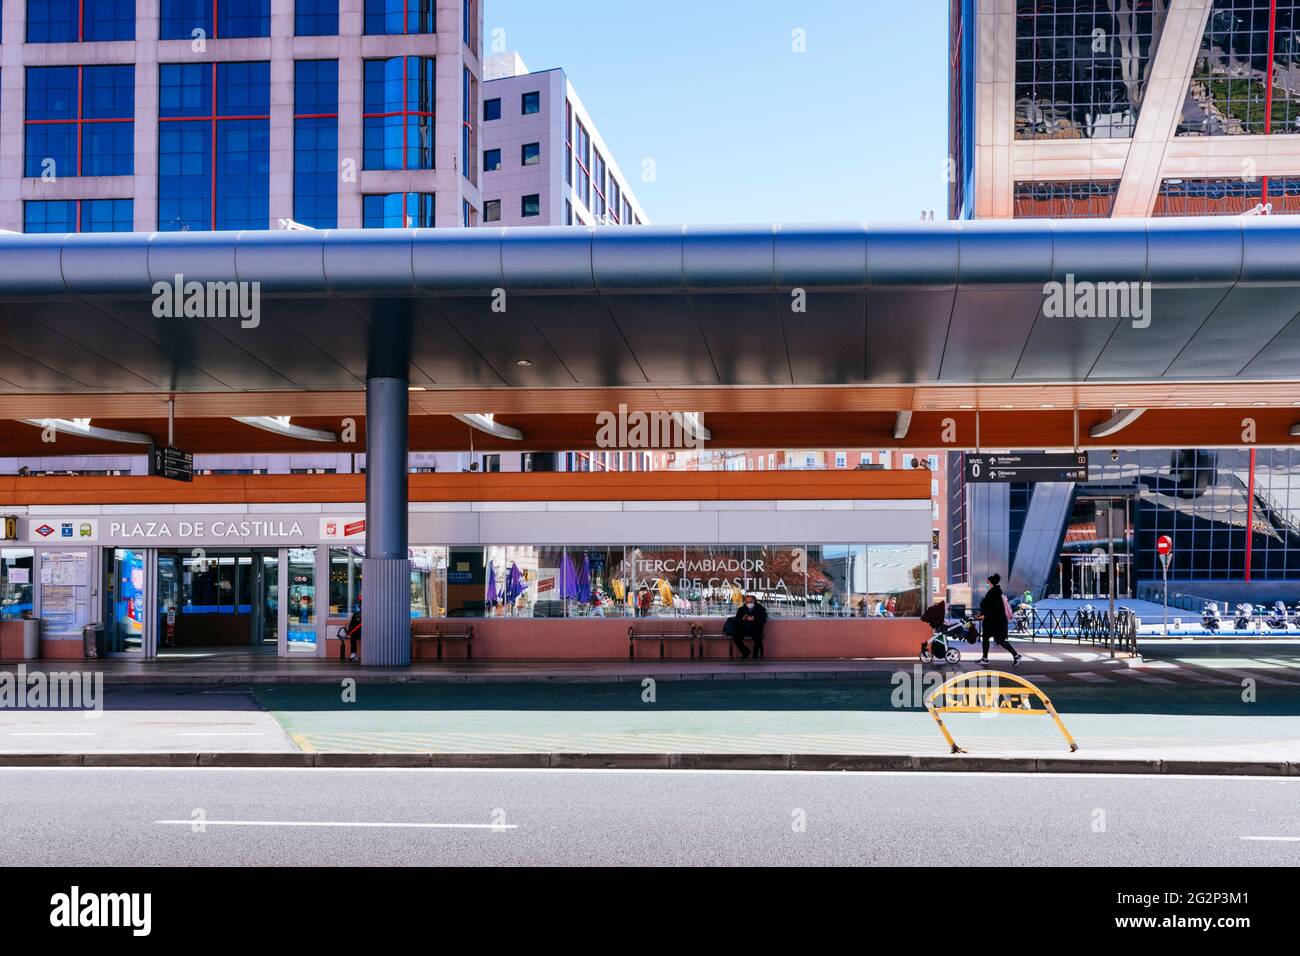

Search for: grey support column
xmin=362 ymin=319 xmax=411 ymax=666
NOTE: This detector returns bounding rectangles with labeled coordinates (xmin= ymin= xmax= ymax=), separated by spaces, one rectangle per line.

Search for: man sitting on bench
xmin=726 ymin=594 xmax=768 ymax=659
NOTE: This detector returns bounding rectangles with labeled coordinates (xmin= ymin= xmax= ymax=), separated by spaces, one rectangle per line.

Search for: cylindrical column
xmin=362 ymin=373 xmax=410 ymax=666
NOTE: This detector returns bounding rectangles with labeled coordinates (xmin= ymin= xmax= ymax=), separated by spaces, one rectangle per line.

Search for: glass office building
xmin=8 ymin=0 xmax=484 ymax=232
xmin=952 ymin=0 xmax=1300 ymax=220
xmin=948 ymin=2 xmax=1300 ymax=603
xmin=947 ymin=449 xmax=1300 ymax=604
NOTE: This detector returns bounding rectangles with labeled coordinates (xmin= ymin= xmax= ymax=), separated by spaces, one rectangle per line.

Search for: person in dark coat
xmin=344 ymin=596 xmax=362 ymax=662
xmin=728 ymin=594 xmax=768 ymax=659
xmin=977 ymin=573 xmax=1021 ymax=665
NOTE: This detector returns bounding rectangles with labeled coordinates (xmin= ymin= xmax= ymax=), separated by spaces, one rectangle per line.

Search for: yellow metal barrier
xmin=924 ymin=670 xmax=1078 ymax=754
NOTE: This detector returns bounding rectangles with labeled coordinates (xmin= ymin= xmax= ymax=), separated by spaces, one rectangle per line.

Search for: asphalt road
xmin=3 ymin=767 xmax=1300 ymax=866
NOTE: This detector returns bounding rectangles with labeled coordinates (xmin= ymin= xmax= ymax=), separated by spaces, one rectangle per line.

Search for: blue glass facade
xmin=161 ymin=0 xmax=270 ymax=40
xmin=158 ymin=62 xmax=270 ymax=231
xmin=294 ymin=60 xmax=339 ymax=228
xmin=25 ymin=65 xmax=134 ymax=178
xmin=363 ymin=192 xmax=434 ymax=227
xmin=363 ymin=56 xmax=435 ymax=171
xmin=25 ymin=198 xmax=133 ymax=233
xmin=364 ymin=0 xmax=434 ymax=35
xmin=295 ymin=0 xmax=339 ymax=35
xmin=28 ymin=0 xmax=136 ymax=41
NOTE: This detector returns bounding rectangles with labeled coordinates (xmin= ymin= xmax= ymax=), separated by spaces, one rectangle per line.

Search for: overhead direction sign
xmin=965 ymin=452 xmax=1088 ymax=483
xmin=150 ymin=446 xmax=193 ymax=483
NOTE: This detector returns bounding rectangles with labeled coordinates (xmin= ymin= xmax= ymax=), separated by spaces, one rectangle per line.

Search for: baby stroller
xmin=918 ymin=600 xmax=970 ymax=664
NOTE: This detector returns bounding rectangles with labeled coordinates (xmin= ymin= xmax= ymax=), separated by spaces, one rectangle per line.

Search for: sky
xmin=485 ymin=0 xmax=951 ymax=225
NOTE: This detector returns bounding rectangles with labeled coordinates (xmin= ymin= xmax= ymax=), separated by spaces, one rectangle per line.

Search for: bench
xmin=413 ymin=622 xmax=474 ymax=661
xmin=695 ymin=621 xmax=735 ymax=658
xmin=628 ymin=622 xmax=700 ymax=660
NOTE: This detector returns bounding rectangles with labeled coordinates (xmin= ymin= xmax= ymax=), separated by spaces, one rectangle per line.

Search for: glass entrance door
xmin=256 ymin=552 xmax=278 ymax=647
xmin=105 ymin=548 xmax=146 ymax=655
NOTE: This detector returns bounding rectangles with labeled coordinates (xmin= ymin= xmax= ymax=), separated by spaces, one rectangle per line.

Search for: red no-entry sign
xmin=1156 ymin=535 xmax=1173 ymax=555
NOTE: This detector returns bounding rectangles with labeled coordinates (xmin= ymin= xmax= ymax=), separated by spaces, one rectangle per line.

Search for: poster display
xmin=39 ymin=551 xmax=91 ymax=638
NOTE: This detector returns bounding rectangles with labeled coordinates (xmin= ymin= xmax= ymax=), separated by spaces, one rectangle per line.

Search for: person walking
xmin=728 ymin=594 xmax=769 ymax=659
xmin=977 ymin=573 xmax=1021 ymax=666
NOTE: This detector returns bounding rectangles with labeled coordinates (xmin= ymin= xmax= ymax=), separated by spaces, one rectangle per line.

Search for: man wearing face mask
xmin=729 ymin=594 xmax=768 ymax=659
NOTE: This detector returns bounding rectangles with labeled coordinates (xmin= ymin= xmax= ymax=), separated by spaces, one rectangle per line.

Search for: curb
xmin=0 ymin=752 xmax=1297 ymax=775
xmin=0 ymin=670 xmax=903 ymax=686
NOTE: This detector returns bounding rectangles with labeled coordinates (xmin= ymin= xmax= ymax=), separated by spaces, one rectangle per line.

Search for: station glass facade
xmin=328 ymin=544 xmax=929 ymax=621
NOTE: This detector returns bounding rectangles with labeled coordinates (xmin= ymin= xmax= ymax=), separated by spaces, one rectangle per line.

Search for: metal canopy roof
xmin=0 ymin=218 xmax=1298 ymax=395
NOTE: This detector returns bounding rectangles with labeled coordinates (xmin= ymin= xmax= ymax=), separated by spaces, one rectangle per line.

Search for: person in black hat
xmin=977 ymin=573 xmax=1022 ymax=666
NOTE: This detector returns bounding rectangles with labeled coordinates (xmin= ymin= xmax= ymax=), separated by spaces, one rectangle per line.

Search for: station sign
xmin=965 ymin=452 xmax=1088 ymax=483
xmin=0 ymin=515 xmax=15 ymax=541
xmin=150 ymin=446 xmax=193 ymax=482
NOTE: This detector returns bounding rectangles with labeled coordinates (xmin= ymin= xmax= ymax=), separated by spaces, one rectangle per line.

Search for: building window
xmin=835 ymin=452 xmax=847 ymax=469
xmin=364 ymin=0 xmax=433 ymax=34
xmin=564 ymin=100 xmax=573 ymax=186
xmin=363 ymin=192 xmax=434 ymax=228
xmin=295 ymin=0 xmax=338 ymax=35
xmin=484 ymin=97 xmax=501 ymax=121
xmin=1014 ymin=1 xmax=1161 ymax=139
xmin=28 ymin=0 xmax=135 ymax=41
xmin=564 ymin=199 xmax=572 ymax=225
xmin=521 ymin=91 xmax=540 ymax=114
xmin=25 ymin=65 xmax=134 ymax=179
xmin=483 ymin=198 xmax=500 ymax=222
xmin=363 ymin=56 xmax=435 ymax=171
xmin=521 ymin=193 xmax=540 ymax=217
xmin=483 ymin=148 xmax=501 ymax=172
xmin=591 ymin=149 xmax=607 ymax=219
xmin=1155 ymin=176 xmax=1300 ymax=216
xmin=158 ymin=61 xmax=270 ymax=231
xmin=293 ymin=60 xmax=338 ymax=228
xmin=25 ymin=198 xmax=133 ymax=233
xmin=521 ymin=142 xmax=540 ymax=166
xmin=574 ymin=121 xmax=591 ymax=208
xmin=608 ymin=178 xmax=621 ymax=223
xmin=1013 ymin=180 xmax=1119 ymax=219
xmin=462 ymin=66 xmax=476 ymax=184
xmin=1179 ymin=2 xmax=1300 ymax=136
xmin=161 ymin=0 xmax=270 ymax=39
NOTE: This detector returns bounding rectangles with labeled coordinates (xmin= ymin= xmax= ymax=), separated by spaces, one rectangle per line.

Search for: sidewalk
xmin=0 ymin=641 xmax=1131 ymax=684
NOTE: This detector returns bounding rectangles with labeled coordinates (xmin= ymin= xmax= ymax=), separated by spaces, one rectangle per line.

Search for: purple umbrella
xmin=506 ymin=562 xmax=526 ymax=604
xmin=576 ymin=552 xmax=592 ymax=603
xmin=559 ymin=551 xmax=579 ymax=601
xmin=485 ymin=562 xmax=498 ymax=606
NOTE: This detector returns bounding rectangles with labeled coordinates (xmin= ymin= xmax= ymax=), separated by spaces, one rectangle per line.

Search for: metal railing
xmin=1008 ymin=606 xmax=1139 ymax=655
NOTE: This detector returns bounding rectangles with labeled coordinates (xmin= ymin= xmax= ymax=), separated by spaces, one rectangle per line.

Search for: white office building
xmin=480 ymin=53 xmax=649 ymax=227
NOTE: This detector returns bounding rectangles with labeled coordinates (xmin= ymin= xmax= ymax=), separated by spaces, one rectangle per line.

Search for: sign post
xmin=1157 ymin=535 xmax=1173 ymax=637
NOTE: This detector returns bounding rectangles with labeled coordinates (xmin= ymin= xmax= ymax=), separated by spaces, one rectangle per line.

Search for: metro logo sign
xmin=27 ymin=518 xmax=98 ymax=543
